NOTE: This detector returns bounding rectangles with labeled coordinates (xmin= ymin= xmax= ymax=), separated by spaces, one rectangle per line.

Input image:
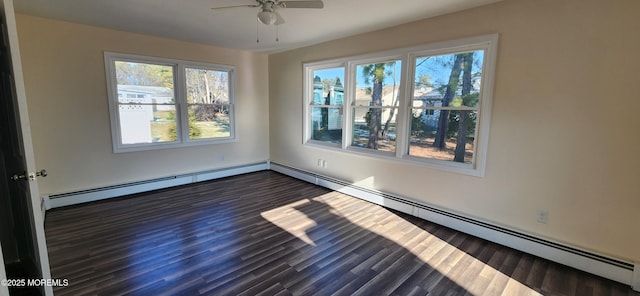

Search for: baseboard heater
xmin=45 ymin=162 xmax=270 ymax=209
xmin=270 ymin=162 xmax=639 ymax=291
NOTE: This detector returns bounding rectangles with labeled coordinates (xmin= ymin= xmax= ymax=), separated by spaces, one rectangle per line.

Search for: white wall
xmin=268 ymin=0 xmax=640 ymax=264
xmin=16 ymin=15 xmax=270 ymax=195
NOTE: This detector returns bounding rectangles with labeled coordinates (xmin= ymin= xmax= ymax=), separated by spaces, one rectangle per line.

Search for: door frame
xmin=0 ymin=1 xmax=53 ymax=295
xmin=0 ymin=244 xmax=7 ymax=296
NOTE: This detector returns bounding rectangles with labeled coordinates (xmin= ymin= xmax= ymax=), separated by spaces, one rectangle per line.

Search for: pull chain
xmin=256 ymin=19 xmax=260 ymax=43
xmin=276 ymin=24 xmax=279 ymax=42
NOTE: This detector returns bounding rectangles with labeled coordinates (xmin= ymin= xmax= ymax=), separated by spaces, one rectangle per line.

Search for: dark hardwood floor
xmin=44 ymin=171 xmax=638 ymax=296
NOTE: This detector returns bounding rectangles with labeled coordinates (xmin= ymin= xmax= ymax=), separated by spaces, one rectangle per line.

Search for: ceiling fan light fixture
xmin=257 ymin=11 xmax=277 ymax=25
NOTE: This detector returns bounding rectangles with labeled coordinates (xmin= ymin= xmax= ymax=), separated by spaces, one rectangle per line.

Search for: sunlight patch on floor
xmin=260 ymin=191 xmax=542 ymax=295
xmin=260 ymin=198 xmax=318 ymax=246
xmin=320 ymin=194 xmax=542 ymax=295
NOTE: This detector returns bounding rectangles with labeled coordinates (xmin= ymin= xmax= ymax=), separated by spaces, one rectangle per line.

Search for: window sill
xmin=114 ymin=137 xmax=238 ymax=153
xmin=304 ymin=140 xmax=484 ymax=177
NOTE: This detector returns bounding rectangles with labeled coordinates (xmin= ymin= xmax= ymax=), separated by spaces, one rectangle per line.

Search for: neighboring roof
xmin=117 ymin=85 xmax=174 ymax=97
xmin=414 ymin=88 xmax=444 ymax=101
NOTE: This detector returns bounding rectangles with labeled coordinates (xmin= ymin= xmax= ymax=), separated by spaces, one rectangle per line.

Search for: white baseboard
xmin=633 ymin=264 xmax=640 ymax=291
xmin=270 ymin=162 xmax=637 ymax=289
xmin=46 ymin=162 xmax=269 ymax=209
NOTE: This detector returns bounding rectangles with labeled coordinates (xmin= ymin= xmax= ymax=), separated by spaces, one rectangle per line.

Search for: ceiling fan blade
xmin=274 ymin=11 xmax=286 ymax=25
xmin=280 ymin=0 xmax=324 ymax=9
xmin=211 ymin=4 xmax=259 ymax=10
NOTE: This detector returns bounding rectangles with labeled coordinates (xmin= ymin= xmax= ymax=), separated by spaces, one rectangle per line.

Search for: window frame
xmin=302 ymin=34 xmax=498 ymax=176
xmin=105 ymin=52 xmax=236 ymax=153
xmin=181 ymin=61 xmax=236 ymax=144
xmin=303 ymin=61 xmax=347 ymax=149
xmin=347 ymin=55 xmax=406 ymax=157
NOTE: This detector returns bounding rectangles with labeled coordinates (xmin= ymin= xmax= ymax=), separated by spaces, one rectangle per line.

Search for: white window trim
xmin=303 ymin=34 xmax=499 ymax=177
xmin=104 ymin=52 xmax=237 ymax=153
xmin=303 ymin=61 xmax=346 ymax=149
xmin=347 ymin=54 xmax=406 ymax=156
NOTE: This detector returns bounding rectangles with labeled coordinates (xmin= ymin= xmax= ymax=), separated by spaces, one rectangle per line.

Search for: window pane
xmin=311 ymin=107 xmax=342 ymax=144
xmin=185 ymin=67 xmax=232 ymax=140
xmin=188 ymin=105 xmax=231 ymax=140
xmin=355 ymin=60 xmax=402 ymax=107
xmin=409 ymin=108 xmax=476 ymax=164
xmin=114 ymin=60 xmax=177 ymax=145
xmin=312 ymin=67 xmax=344 ymax=105
xmin=413 ymin=51 xmax=483 ymax=108
xmin=351 ymin=107 xmax=397 ymax=153
xmin=114 ymin=61 xmax=175 ymax=104
xmin=351 ymin=60 xmax=401 ymax=153
xmin=119 ymin=105 xmax=177 ymax=144
xmin=185 ymin=68 xmax=230 ymax=104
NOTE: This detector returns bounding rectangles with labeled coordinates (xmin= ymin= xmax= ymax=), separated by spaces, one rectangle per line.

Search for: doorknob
xmin=10 ymin=169 xmax=47 ymax=181
xmin=10 ymin=172 xmax=27 ymax=181
xmin=30 ymin=169 xmax=47 ymax=181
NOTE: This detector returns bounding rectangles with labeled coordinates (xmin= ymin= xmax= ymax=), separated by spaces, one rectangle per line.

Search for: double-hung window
xmin=105 ymin=53 xmax=235 ymax=152
xmin=304 ymin=34 xmax=498 ymax=176
xmin=306 ymin=65 xmax=345 ymax=146
xmin=407 ymin=49 xmax=484 ymax=165
xmin=351 ymin=59 xmax=402 ymax=154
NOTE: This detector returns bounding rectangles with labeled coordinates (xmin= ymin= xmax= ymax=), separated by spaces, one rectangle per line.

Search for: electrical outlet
xmin=316 ymin=159 xmax=328 ymax=168
xmin=537 ymin=210 xmax=548 ymax=224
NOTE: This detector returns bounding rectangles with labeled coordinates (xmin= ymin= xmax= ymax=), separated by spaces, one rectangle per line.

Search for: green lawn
xmin=150 ymin=119 xmax=229 ymax=142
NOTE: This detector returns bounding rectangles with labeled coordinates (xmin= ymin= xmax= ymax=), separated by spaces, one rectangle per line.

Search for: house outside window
xmin=303 ymin=34 xmax=498 ymax=176
xmin=104 ymin=52 xmax=236 ymax=153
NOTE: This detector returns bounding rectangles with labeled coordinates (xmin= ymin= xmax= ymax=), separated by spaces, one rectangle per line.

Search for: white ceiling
xmin=14 ymin=0 xmax=502 ymax=53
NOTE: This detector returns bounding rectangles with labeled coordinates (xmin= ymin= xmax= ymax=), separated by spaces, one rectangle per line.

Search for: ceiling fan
xmin=211 ymin=0 xmax=324 ymax=26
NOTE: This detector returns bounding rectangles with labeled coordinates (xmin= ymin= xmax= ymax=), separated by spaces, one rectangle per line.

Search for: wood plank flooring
xmin=44 ymin=171 xmax=639 ymax=296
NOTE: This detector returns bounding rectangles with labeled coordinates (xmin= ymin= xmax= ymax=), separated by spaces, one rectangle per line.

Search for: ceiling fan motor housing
xmin=212 ymin=0 xmax=324 ymax=26
xmin=257 ymin=10 xmax=277 ymax=25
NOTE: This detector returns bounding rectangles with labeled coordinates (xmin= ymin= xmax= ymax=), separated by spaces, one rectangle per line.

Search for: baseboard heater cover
xmin=270 ymin=162 xmax=638 ymax=290
xmin=46 ymin=162 xmax=269 ymax=209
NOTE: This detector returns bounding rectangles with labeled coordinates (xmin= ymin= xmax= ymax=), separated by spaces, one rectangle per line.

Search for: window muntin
xmin=303 ymin=35 xmax=497 ymax=176
xmin=308 ymin=67 xmax=345 ymax=145
xmin=105 ymin=53 xmax=235 ymax=152
xmin=409 ymin=50 xmax=484 ymax=164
